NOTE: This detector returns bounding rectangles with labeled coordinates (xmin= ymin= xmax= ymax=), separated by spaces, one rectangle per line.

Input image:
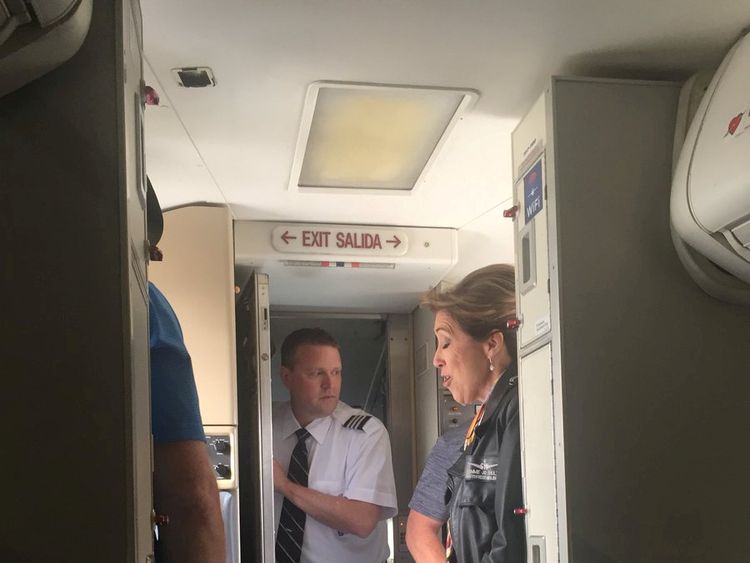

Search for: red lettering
xmin=302 ymin=230 xmax=332 ymax=247
xmin=333 ymin=231 xmax=383 ymax=249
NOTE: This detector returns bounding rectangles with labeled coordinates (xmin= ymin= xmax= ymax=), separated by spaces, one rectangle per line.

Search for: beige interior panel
xmin=519 ymin=344 xmax=559 ymax=563
xmin=150 ymin=205 xmax=237 ymax=426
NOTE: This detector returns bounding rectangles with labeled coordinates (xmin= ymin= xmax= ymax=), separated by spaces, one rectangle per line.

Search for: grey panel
xmin=387 ymin=314 xmax=414 ymax=513
xmin=412 ymin=305 xmax=439 ymax=474
xmin=236 ymin=273 xmax=274 ymax=562
xmin=549 ymin=78 xmax=750 ymax=562
xmin=387 ymin=314 xmax=416 ymax=562
xmin=1 ymin=1 xmax=151 ymax=561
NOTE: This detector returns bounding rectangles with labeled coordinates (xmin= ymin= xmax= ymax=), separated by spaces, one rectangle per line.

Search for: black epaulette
xmin=343 ymin=414 xmax=371 ymax=431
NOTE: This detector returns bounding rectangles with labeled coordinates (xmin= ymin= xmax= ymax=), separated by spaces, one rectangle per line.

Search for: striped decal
xmin=343 ymin=414 xmax=371 ymax=431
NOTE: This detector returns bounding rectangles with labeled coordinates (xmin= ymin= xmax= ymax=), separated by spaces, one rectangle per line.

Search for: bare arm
xmin=406 ymin=509 xmax=446 ymax=563
xmin=154 ymin=441 xmax=226 ymax=563
xmin=273 ymin=458 xmax=381 ymax=538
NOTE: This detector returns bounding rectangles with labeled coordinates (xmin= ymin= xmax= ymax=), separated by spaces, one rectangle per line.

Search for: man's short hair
xmin=281 ymin=328 xmax=340 ymax=368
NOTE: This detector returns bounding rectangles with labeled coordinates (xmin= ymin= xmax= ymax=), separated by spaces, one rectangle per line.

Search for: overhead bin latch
xmin=143 ymin=85 xmax=159 ymax=106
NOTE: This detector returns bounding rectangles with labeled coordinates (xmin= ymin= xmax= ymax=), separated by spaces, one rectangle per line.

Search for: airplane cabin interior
xmin=2 ymin=1 xmax=750 ymax=562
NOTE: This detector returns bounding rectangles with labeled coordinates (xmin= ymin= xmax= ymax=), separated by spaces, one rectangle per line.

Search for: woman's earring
xmin=488 ymin=359 xmax=494 ymax=372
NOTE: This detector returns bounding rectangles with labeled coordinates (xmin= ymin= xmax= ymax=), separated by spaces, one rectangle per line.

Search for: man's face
xmin=281 ymin=344 xmax=342 ymax=426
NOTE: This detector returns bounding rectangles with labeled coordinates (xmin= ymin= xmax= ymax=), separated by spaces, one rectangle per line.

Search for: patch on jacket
xmin=464 ymin=456 xmax=498 ymax=482
xmin=343 ymin=414 xmax=371 ymax=431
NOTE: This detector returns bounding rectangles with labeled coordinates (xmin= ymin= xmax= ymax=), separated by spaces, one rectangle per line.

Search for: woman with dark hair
xmin=421 ymin=263 xmax=525 ymax=563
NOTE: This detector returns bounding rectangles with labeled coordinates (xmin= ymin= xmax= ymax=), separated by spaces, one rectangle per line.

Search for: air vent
xmin=172 ymin=66 xmax=216 ymax=88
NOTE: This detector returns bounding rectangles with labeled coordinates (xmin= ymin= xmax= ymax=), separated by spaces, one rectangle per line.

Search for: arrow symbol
xmin=281 ymin=230 xmax=297 ymax=245
xmin=387 ymin=235 xmax=401 ymax=248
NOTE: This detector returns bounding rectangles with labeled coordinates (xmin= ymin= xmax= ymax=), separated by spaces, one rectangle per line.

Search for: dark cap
xmin=146 ymin=177 xmax=163 ymax=247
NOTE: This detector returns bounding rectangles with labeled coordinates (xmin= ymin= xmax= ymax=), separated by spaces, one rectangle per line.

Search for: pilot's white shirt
xmin=272 ymin=400 xmax=398 ymax=563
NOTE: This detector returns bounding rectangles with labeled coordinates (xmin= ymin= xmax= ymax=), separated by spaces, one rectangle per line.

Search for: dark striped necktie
xmin=275 ymin=427 xmax=311 ymax=563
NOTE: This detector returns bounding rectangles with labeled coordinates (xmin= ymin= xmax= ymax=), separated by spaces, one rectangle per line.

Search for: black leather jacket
xmin=446 ymin=364 xmax=526 ymax=563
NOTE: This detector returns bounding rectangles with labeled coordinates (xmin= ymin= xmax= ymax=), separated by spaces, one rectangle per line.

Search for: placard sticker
xmin=534 ymin=315 xmax=550 ymax=336
xmin=524 ymin=160 xmax=543 ymax=224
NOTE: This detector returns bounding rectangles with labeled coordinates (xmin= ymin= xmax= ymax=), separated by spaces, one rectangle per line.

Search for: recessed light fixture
xmin=290 ymin=81 xmax=478 ymax=194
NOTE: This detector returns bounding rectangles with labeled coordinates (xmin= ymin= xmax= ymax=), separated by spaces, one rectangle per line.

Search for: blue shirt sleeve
xmin=408 ymin=426 xmax=466 ymax=521
xmin=148 ymin=282 xmax=205 ymax=443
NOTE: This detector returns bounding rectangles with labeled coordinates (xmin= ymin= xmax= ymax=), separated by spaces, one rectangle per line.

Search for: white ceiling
xmin=141 ymin=0 xmax=749 ymax=309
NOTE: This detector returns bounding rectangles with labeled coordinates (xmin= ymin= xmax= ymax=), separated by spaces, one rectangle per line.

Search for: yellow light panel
xmin=296 ymin=84 xmax=470 ymax=191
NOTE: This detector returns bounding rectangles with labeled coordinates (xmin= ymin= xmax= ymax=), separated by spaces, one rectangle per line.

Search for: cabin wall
xmin=514 ymin=76 xmax=750 ymax=563
xmin=1 ymin=1 xmax=152 ymax=561
xmin=444 ymin=192 xmax=516 ymax=284
xmin=385 ymin=313 xmax=416 ymax=561
xmin=553 ymin=77 xmax=750 ymax=563
xmin=148 ymin=205 xmax=238 ymax=427
xmin=412 ymin=305 xmax=439 ymax=473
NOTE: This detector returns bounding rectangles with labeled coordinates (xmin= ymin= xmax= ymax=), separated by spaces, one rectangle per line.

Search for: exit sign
xmin=271 ymin=225 xmax=409 ymax=257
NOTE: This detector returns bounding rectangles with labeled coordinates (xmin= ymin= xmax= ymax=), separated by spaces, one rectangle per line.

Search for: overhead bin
xmin=0 ymin=0 xmax=92 ymax=97
xmin=671 ymin=31 xmax=750 ymax=302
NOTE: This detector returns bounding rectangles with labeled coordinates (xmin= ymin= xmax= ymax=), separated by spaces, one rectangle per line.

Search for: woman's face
xmin=432 ymin=310 xmax=493 ymax=405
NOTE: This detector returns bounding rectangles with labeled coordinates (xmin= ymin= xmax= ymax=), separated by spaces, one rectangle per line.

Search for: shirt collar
xmin=476 ymin=361 xmax=518 ymax=433
xmin=481 ymin=367 xmax=506 ymax=403
xmin=278 ymin=401 xmax=333 ymax=444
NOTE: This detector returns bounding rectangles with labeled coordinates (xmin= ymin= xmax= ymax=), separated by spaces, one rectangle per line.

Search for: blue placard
xmin=523 ymin=160 xmax=543 ymax=223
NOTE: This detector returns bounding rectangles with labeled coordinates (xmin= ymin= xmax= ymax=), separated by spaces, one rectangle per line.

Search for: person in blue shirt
xmin=149 ymin=282 xmax=205 ymax=442
xmin=147 ymin=180 xmax=225 ymax=563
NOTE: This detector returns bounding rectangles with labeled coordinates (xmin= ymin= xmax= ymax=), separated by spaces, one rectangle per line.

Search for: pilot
xmin=272 ymin=327 xmax=398 ymax=563
xmin=147 ymin=181 xmax=226 ymax=563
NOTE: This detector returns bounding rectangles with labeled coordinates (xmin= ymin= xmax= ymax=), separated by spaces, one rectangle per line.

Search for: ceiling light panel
xmin=291 ymin=82 xmax=477 ymax=194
